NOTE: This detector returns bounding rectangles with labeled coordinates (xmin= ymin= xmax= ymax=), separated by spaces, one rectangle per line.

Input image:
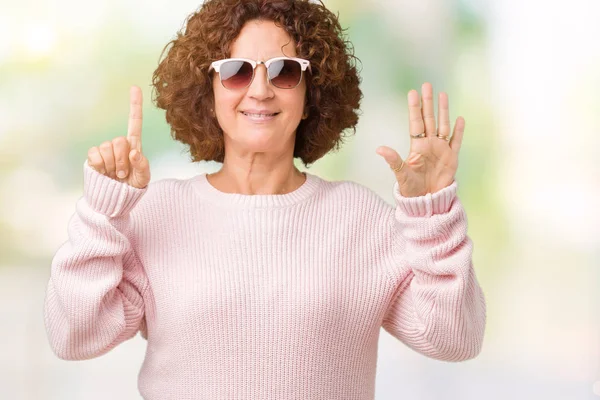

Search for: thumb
xmin=129 ymin=148 xmax=142 ymax=166
xmin=376 ymin=146 xmax=405 ymax=174
xmin=128 ymin=149 xmax=150 ymax=188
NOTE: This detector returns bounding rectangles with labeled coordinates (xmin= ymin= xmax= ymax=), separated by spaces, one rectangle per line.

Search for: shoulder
xmin=145 ymin=174 xmax=198 ymax=193
xmin=312 ymin=174 xmax=394 ymax=214
xmin=316 ymin=174 xmax=386 ymax=200
xmin=309 ymin=174 xmax=396 ymax=241
xmin=151 ymin=172 xmax=201 ymax=194
xmin=129 ymin=173 xmax=201 ymax=215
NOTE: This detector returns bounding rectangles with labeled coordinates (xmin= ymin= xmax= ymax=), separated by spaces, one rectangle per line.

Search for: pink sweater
xmin=44 ymin=159 xmax=486 ymax=400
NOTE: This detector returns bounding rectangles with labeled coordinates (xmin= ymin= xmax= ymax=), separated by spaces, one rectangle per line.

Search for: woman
xmin=43 ymin=0 xmax=486 ymax=399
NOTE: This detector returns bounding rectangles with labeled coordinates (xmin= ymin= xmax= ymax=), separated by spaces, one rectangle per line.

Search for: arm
xmin=381 ymin=180 xmax=486 ymax=362
xmin=43 ymin=160 xmax=150 ymax=360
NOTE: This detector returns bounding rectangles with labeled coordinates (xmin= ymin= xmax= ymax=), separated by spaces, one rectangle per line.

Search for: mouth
xmin=240 ymin=111 xmax=280 ymax=122
xmin=240 ymin=111 xmax=280 ymax=117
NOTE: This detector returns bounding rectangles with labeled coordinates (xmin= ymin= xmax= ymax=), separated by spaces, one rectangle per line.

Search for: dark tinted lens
xmin=220 ymin=60 xmax=253 ymax=89
xmin=269 ymin=60 xmax=302 ymax=89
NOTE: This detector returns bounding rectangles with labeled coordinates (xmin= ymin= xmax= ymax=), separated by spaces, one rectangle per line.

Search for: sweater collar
xmin=194 ymin=172 xmax=322 ymax=208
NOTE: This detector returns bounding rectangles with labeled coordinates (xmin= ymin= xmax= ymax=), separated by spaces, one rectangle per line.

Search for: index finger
xmin=127 ymin=85 xmax=143 ymax=152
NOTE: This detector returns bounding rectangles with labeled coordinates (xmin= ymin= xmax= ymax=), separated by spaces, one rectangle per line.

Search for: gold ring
xmin=410 ymin=133 xmax=426 ymax=139
xmin=390 ymin=160 xmax=405 ymax=173
xmin=436 ymin=134 xmax=450 ymax=141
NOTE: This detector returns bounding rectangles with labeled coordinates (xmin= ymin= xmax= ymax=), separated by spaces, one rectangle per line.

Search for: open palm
xmin=377 ymin=82 xmax=464 ymax=197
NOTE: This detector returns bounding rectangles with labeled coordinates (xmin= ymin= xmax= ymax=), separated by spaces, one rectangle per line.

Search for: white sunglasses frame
xmin=208 ymin=57 xmax=312 ymax=90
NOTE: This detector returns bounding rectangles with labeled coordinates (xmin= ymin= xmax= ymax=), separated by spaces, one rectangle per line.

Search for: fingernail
xmin=117 ymin=170 xmax=126 ymax=179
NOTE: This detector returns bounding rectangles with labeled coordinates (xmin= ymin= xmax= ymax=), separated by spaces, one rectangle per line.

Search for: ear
xmin=302 ymin=98 xmax=309 ymax=119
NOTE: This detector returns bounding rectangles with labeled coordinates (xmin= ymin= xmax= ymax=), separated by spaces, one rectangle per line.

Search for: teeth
xmin=242 ymin=112 xmax=276 ymax=117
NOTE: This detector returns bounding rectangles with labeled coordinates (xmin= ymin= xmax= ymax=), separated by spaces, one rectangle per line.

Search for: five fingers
xmin=378 ymin=83 xmax=464 ymax=173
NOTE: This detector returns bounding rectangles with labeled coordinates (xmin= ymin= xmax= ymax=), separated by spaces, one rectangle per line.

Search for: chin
xmin=226 ymin=127 xmax=294 ymax=151
xmin=240 ymin=135 xmax=279 ymax=151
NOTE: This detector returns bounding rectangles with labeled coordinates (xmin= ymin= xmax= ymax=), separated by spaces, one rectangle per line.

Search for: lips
xmin=240 ymin=111 xmax=280 ymax=117
xmin=240 ymin=112 xmax=278 ymax=123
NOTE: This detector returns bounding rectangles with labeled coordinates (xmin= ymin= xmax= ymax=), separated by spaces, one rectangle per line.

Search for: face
xmin=211 ymin=20 xmax=307 ymax=156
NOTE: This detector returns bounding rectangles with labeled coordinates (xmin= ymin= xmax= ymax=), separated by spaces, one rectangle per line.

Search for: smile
xmin=240 ymin=111 xmax=280 ymax=122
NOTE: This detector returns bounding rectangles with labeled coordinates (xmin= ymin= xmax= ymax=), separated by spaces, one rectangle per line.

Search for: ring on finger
xmin=410 ymin=132 xmax=426 ymax=139
xmin=436 ymin=133 xmax=450 ymax=141
xmin=390 ymin=159 xmax=405 ymax=173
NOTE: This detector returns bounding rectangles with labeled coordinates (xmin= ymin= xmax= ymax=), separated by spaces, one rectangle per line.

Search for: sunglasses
xmin=208 ymin=57 xmax=311 ymax=90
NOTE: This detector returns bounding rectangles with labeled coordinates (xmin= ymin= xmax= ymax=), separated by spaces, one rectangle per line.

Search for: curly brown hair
xmin=151 ymin=0 xmax=362 ymax=167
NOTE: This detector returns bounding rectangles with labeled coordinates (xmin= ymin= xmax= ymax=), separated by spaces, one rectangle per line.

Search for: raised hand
xmin=87 ymin=86 xmax=151 ymax=189
xmin=376 ymin=82 xmax=464 ymax=197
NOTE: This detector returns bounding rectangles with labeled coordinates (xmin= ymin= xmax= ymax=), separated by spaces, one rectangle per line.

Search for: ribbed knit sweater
xmin=43 ymin=159 xmax=486 ymax=400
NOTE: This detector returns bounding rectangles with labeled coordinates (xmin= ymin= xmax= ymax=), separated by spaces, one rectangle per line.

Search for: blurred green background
xmin=1 ymin=0 xmax=599 ymax=398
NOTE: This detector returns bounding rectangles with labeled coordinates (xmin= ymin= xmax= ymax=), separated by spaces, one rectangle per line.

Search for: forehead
xmin=229 ymin=19 xmax=297 ymax=59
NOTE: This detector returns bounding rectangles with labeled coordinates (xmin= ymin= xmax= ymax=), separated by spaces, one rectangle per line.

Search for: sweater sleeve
xmin=381 ymin=180 xmax=486 ymax=362
xmin=43 ymin=159 xmax=150 ymax=360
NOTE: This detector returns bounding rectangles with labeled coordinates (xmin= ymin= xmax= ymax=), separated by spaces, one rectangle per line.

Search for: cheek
xmin=284 ymin=91 xmax=307 ymax=115
xmin=213 ymin=92 xmax=241 ymax=118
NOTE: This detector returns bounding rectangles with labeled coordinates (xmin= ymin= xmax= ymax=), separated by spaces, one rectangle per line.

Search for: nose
xmin=246 ymin=64 xmax=274 ymax=100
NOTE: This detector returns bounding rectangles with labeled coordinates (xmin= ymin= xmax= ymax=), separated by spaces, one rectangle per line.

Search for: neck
xmin=207 ymin=161 xmax=306 ymax=195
